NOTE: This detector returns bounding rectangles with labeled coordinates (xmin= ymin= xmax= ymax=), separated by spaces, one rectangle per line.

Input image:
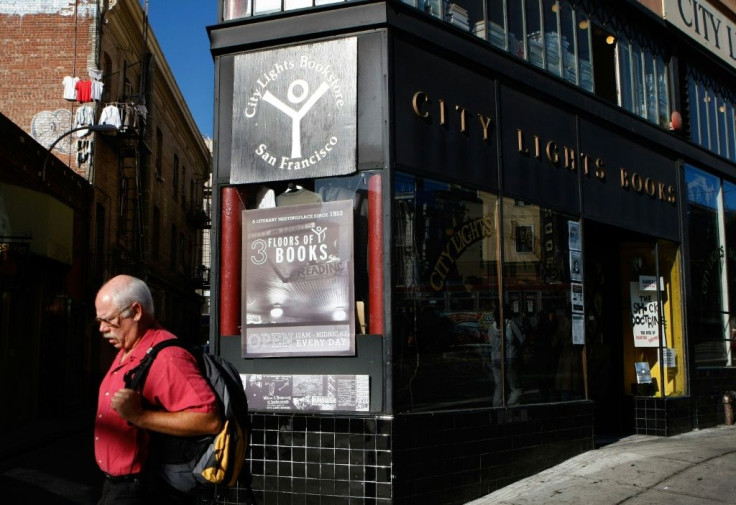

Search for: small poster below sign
xmin=659 ymin=347 xmax=676 ymax=368
xmin=571 ymin=283 xmax=584 ymax=314
xmin=569 ymin=250 xmax=582 ymax=282
xmin=639 ymin=275 xmax=664 ymax=291
xmin=568 ymin=220 xmax=581 ymax=251
xmin=630 ymin=281 xmax=662 ymax=347
xmin=635 ymin=362 xmax=652 ymax=384
xmin=572 ymin=313 xmax=585 ymax=345
xmin=242 ymin=374 xmax=370 ymax=412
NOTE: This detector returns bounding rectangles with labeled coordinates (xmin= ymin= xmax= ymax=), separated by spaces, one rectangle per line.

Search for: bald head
xmin=97 ymin=275 xmax=155 ymax=317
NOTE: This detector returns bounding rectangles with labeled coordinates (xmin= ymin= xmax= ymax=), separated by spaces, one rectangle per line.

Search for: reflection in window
xmin=393 ymin=173 xmax=584 ymax=411
xmin=515 ymin=225 xmax=534 ymax=253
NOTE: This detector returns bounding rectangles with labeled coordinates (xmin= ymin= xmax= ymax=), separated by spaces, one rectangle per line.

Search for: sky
xmin=142 ymin=0 xmax=218 ymax=138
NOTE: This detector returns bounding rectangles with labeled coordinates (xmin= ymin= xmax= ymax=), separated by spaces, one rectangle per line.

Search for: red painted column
xmin=367 ymin=173 xmax=384 ymax=335
xmin=220 ymin=186 xmax=244 ymax=336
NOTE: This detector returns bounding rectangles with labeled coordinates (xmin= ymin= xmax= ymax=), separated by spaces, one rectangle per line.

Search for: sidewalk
xmin=0 ymin=415 xmax=101 ymax=504
xmin=468 ymin=425 xmax=736 ymax=505
xmin=2 ymin=418 xmax=735 ymax=504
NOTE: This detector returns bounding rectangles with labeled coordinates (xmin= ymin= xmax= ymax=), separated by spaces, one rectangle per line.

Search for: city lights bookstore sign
xmin=664 ymin=0 xmax=736 ymax=71
xmin=230 ymin=38 xmax=357 ymax=183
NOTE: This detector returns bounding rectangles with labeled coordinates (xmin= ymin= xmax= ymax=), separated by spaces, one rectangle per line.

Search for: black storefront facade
xmin=208 ymin=1 xmax=736 ymax=504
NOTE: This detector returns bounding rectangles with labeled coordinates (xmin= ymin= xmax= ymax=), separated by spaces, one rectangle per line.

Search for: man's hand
xmin=111 ymin=388 xmax=222 ymax=436
xmin=111 ymin=388 xmax=144 ymax=425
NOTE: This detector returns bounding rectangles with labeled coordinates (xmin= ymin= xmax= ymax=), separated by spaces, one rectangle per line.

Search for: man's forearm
xmin=134 ymin=409 xmax=222 ymax=437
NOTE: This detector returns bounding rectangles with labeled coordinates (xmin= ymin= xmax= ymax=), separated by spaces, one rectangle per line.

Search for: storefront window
xmin=392 ymin=174 xmax=496 ymax=409
xmin=392 ymin=173 xmax=585 ymax=411
xmin=686 ymin=165 xmax=736 ymax=367
xmin=500 ymin=201 xmax=585 ymax=405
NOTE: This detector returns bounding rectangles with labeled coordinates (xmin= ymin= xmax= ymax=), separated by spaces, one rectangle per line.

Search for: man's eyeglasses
xmin=95 ymin=304 xmax=134 ymax=327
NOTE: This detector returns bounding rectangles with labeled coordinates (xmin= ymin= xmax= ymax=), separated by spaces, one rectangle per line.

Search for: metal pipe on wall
xmin=368 ymin=173 xmax=384 ymax=334
xmin=220 ymin=186 xmax=244 ymax=336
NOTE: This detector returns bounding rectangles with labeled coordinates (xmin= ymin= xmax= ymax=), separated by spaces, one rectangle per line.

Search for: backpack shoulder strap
xmin=123 ymin=339 xmax=190 ymax=391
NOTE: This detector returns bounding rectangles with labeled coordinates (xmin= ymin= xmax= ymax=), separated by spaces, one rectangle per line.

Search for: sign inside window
xmin=241 ymin=200 xmax=355 ymax=357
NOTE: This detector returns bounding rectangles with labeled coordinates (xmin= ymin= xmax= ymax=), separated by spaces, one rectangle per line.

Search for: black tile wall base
xmin=233 ymin=413 xmax=393 ymax=505
xmin=392 ymin=402 xmax=594 ymax=505
xmin=633 ymin=396 xmax=692 ymax=437
xmin=222 ymin=404 xmax=593 ymax=505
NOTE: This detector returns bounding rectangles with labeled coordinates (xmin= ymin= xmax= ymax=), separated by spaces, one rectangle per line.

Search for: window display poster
xmin=571 ymin=283 xmax=584 ymax=313
xmin=569 ymin=250 xmax=582 ymax=282
xmin=243 ymin=374 xmax=370 ymax=412
xmin=242 ymin=200 xmax=355 ymax=357
xmin=568 ymin=220 xmax=581 ymax=251
xmin=659 ymin=348 xmax=676 ymax=368
xmin=630 ymin=282 xmax=662 ymax=347
xmin=572 ymin=313 xmax=585 ymax=345
xmin=639 ymin=275 xmax=664 ymax=291
xmin=635 ymin=362 xmax=652 ymax=384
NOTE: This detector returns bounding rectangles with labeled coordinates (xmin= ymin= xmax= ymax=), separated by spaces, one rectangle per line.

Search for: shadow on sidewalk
xmin=0 ymin=420 xmax=102 ymax=505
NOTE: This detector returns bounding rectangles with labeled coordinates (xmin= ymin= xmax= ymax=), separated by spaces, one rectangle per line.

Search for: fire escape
xmin=117 ymin=117 xmax=145 ymax=270
xmin=110 ymin=3 xmax=152 ymax=277
xmin=111 ymin=44 xmax=151 ymax=276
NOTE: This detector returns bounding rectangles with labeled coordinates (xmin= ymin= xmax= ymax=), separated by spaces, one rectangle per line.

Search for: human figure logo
xmin=262 ymin=79 xmax=330 ymax=158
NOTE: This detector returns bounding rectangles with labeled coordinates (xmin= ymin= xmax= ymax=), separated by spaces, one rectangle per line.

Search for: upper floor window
xmin=152 ymin=206 xmax=161 ymax=259
xmin=223 ymin=0 xmax=345 ymax=19
xmin=103 ymin=52 xmax=113 ymax=103
xmin=222 ymin=0 xmax=671 ymax=129
xmin=181 ymin=166 xmax=187 ymax=208
xmin=155 ymin=128 xmax=163 ymax=177
xmin=687 ymin=66 xmax=736 ymax=163
xmin=173 ymin=154 xmax=180 ymax=201
xmin=171 ymin=223 xmax=178 ymax=271
xmin=190 ymin=179 xmax=197 ymax=212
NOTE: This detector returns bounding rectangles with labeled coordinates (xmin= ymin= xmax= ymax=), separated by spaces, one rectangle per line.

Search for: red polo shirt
xmin=94 ymin=327 xmax=218 ymax=476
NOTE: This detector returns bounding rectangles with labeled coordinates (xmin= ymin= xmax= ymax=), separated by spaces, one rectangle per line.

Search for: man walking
xmin=94 ymin=275 xmax=221 ymax=504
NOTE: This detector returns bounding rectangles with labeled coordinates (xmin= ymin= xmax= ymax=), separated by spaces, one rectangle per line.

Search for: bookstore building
xmin=209 ymin=0 xmax=736 ymax=503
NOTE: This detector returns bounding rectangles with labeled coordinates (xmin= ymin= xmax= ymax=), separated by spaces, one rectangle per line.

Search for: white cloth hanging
xmin=99 ymin=104 xmax=122 ymax=129
xmin=91 ymin=81 xmax=104 ymax=101
xmin=63 ymin=75 xmax=79 ymax=101
xmin=74 ymin=105 xmax=96 ymax=137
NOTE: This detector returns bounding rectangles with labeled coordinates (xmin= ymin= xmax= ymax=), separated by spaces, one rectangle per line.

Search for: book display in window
xmin=446 ymin=3 xmax=470 ymax=31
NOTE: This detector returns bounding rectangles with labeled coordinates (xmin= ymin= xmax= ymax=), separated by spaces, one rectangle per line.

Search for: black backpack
xmin=124 ymin=339 xmax=251 ymax=501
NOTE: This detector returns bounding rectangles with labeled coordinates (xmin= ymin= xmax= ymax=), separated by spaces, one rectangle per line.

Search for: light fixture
xmin=332 ymin=306 xmax=347 ymax=321
xmin=578 ymin=19 xmax=589 ymax=30
xmin=270 ymin=304 xmax=283 ymax=318
xmin=719 ymin=105 xmax=726 ymax=113
xmin=605 ymin=34 xmax=616 ymax=45
xmin=551 ymin=1 xmax=560 ymax=13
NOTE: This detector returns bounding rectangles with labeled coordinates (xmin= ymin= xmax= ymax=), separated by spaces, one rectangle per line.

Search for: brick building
xmin=0 ymin=0 xmax=211 ymax=427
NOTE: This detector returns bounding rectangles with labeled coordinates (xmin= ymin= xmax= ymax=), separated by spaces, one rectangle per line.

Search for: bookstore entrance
xmin=584 ymin=221 xmax=684 ymax=442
